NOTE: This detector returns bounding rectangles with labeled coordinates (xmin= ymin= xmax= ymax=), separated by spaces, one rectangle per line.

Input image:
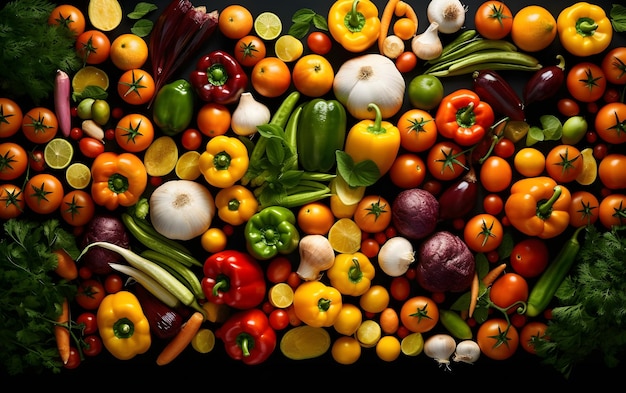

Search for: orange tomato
xmin=75 ymin=30 xmax=111 ymax=65
xmin=291 ymin=54 xmax=334 ymax=98
xmin=477 ymin=318 xmax=519 ymax=360
xmin=392 ymin=18 xmax=416 ymax=41
xmin=115 ymin=113 xmax=155 ymax=152
xmin=389 ymin=153 xmax=426 ymax=189
xmin=463 ymin=213 xmax=504 ymax=253
xmin=353 ymin=195 xmax=392 ymax=234
xmin=474 ymin=1 xmax=513 ymax=40
xmin=109 ymin=34 xmax=149 ymax=71
xmin=598 ymin=153 xmax=626 ymax=190
xmin=399 ymin=296 xmax=439 ymax=333
xmin=59 ymin=190 xmax=96 ymax=227
xmin=48 ymin=4 xmax=86 ymax=36
xmin=251 ymin=57 xmax=291 ymax=98
xmin=480 ymin=156 xmax=512 ymax=192
xmin=545 ymin=144 xmax=583 ymax=183
xmin=218 ymin=5 xmax=253 ymax=39
xmin=568 ymin=190 xmax=599 ymax=228
xmin=0 ymin=142 xmax=28 ymax=181
xmin=511 ymin=5 xmax=557 ymax=52
xmin=599 ymin=193 xmax=626 ymax=229
xmin=397 ymin=109 xmax=437 ymax=152
xmin=0 ymin=98 xmax=23 ymax=138
xmin=196 ymin=103 xmax=231 ymax=137
xmin=22 ymin=107 xmax=58 ymax=144
xmin=24 ymin=173 xmax=64 ymax=214
xmin=117 ymin=69 xmax=156 ymax=106
xmin=0 ymin=183 xmax=25 ymax=219
xmin=426 ymin=141 xmax=467 ymax=181
xmin=595 ymin=103 xmax=626 ymax=145
xmin=519 ymin=321 xmax=548 ymax=355
xmin=297 ymin=202 xmax=335 ymax=236
xmin=234 ymin=35 xmax=267 ymax=67
xmin=566 ymin=62 xmax=607 ymax=103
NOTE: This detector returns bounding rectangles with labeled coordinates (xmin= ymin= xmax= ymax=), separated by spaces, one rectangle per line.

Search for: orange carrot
xmin=53 ymin=249 xmax=78 ymax=281
xmin=55 ymin=298 xmax=70 ymax=364
xmin=379 ymin=0 xmax=401 ymax=54
xmin=482 ymin=263 xmax=508 ymax=287
xmin=468 ymin=271 xmax=479 ymax=317
xmin=396 ymin=1 xmax=418 ymax=36
xmin=156 ymin=311 xmax=205 ymax=366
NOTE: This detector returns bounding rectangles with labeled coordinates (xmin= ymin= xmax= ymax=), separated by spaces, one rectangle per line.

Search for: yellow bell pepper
xmin=292 ymin=280 xmax=343 ymax=328
xmin=344 ymin=103 xmax=400 ymax=178
xmin=328 ymin=0 xmax=380 ymax=53
xmin=96 ymin=291 xmax=152 ymax=360
xmin=215 ymin=185 xmax=259 ymax=226
xmin=556 ymin=2 xmax=613 ymax=57
xmin=199 ymin=135 xmax=250 ymax=189
xmin=326 ymin=252 xmax=375 ymax=297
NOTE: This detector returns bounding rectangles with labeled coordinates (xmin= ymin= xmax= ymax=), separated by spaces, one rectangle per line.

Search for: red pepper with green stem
xmin=201 ymin=250 xmax=266 ymax=310
xmin=216 ymin=308 xmax=276 ymax=365
xmin=435 ymin=88 xmax=495 ymax=146
xmin=190 ymin=50 xmax=248 ymax=105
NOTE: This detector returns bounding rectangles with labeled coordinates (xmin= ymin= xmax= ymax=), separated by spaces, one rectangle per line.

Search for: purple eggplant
xmin=523 ymin=55 xmax=566 ymax=106
xmin=473 ymin=70 xmax=525 ymax=121
xmin=438 ymin=166 xmax=478 ymax=220
xmin=134 ymin=283 xmax=183 ymax=339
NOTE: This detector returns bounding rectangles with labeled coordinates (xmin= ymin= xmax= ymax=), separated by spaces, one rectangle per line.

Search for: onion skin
xmin=438 ymin=166 xmax=478 ymax=220
xmin=473 ymin=70 xmax=525 ymax=121
xmin=523 ymin=55 xmax=566 ymax=106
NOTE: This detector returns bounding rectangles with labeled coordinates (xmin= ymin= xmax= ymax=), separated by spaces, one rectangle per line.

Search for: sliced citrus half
xmin=268 ymin=282 xmax=295 ymax=308
xmin=275 ymin=35 xmax=303 ymax=62
xmin=175 ymin=151 xmax=202 ymax=180
xmin=355 ymin=320 xmax=382 ymax=348
xmin=191 ymin=328 xmax=215 ymax=354
xmin=254 ymin=11 xmax=282 ymax=40
xmin=576 ymin=147 xmax=598 ymax=186
xmin=280 ymin=326 xmax=331 ymax=360
xmin=44 ymin=138 xmax=74 ymax=170
xmin=143 ymin=136 xmax=178 ymax=177
xmin=65 ymin=162 xmax=92 ymax=190
xmin=401 ymin=332 xmax=424 ymax=356
xmin=72 ymin=66 xmax=109 ymax=93
xmin=328 ymin=217 xmax=362 ymax=254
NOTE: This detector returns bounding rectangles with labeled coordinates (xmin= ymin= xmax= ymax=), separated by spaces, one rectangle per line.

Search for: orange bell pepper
xmin=91 ymin=152 xmax=147 ymax=210
xmin=504 ymin=176 xmax=572 ymax=239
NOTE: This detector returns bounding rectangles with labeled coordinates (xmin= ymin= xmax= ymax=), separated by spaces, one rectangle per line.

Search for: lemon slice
xmin=355 ymin=320 xmax=382 ymax=348
xmin=280 ymin=326 xmax=331 ymax=360
xmin=254 ymin=11 xmax=282 ymax=40
xmin=331 ymin=174 xmax=365 ymax=206
xmin=175 ymin=151 xmax=202 ymax=180
xmin=191 ymin=328 xmax=215 ymax=354
xmin=275 ymin=35 xmax=303 ymax=62
xmin=576 ymin=147 xmax=598 ymax=186
xmin=268 ymin=282 xmax=294 ymax=308
xmin=65 ymin=162 xmax=92 ymax=190
xmin=328 ymin=217 xmax=362 ymax=254
xmin=401 ymin=332 xmax=424 ymax=356
xmin=72 ymin=66 xmax=109 ymax=94
xmin=143 ymin=136 xmax=178 ymax=177
xmin=88 ymin=0 xmax=123 ymax=31
xmin=44 ymin=138 xmax=74 ymax=170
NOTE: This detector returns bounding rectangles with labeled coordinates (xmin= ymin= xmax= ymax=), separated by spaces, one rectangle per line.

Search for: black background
xmin=5 ymin=0 xmax=626 ymax=387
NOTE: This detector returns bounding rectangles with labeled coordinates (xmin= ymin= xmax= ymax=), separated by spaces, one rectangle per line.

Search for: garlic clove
xmin=231 ymin=91 xmax=271 ymax=136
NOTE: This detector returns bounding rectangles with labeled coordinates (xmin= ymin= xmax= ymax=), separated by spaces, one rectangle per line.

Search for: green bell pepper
xmin=244 ymin=206 xmax=300 ymax=260
xmin=296 ymin=99 xmax=347 ymax=172
xmin=152 ymin=79 xmax=194 ymax=136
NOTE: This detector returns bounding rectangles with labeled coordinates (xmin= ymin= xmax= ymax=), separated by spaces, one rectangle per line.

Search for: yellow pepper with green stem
xmin=327 ymin=252 xmax=375 ymax=297
xmin=292 ymin=281 xmax=343 ymax=328
xmin=328 ymin=0 xmax=380 ymax=53
xmin=556 ymin=2 xmax=613 ymax=57
xmin=199 ymin=135 xmax=249 ymax=188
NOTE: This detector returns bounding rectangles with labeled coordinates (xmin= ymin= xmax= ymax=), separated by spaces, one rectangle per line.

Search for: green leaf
xmin=72 ymin=85 xmax=108 ymax=102
xmin=131 ymin=19 xmax=154 ymax=37
xmin=127 ymin=2 xmax=158 ymax=19
xmin=610 ymin=4 xmax=626 ymax=32
xmin=288 ymin=8 xmax=328 ymax=39
xmin=292 ymin=8 xmax=316 ymax=23
xmin=312 ymin=14 xmax=329 ymax=30
xmin=539 ymin=114 xmax=563 ymax=140
xmin=335 ymin=151 xmax=380 ymax=187
xmin=288 ymin=23 xmax=310 ymax=39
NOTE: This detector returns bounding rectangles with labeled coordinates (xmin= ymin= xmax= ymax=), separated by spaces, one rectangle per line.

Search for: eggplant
xmin=438 ymin=166 xmax=478 ymax=220
xmin=473 ymin=69 xmax=525 ymax=121
xmin=134 ymin=283 xmax=183 ymax=340
xmin=523 ymin=55 xmax=566 ymax=106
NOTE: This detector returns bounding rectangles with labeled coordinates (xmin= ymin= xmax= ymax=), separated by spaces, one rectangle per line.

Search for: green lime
xmin=401 ymin=332 xmax=424 ymax=356
xmin=44 ymin=138 xmax=74 ymax=170
xmin=91 ymin=99 xmax=110 ymax=126
xmin=408 ymin=74 xmax=444 ymax=110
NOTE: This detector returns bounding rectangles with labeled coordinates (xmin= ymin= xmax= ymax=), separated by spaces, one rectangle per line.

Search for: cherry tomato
xmin=397 ymin=109 xmax=437 ymax=152
xmin=545 ymin=144 xmax=583 ymax=183
xmin=389 ymin=153 xmax=427 ymax=189
xmin=21 ymin=107 xmax=58 ymax=144
xmin=603 ymin=87 xmax=621 ymax=104
xmin=426 ymin=141 xmax=467 ymax=181
xmin=115 ymin=113 xmax=154 ymax=153
xmin=566 ymin=62 xmax=607 ymax=103
xmin=476 ymin=318 xmax=519 ymax=360
xmin=0 ymin=183 xmax=25 ymax=219
xmin=0 ymin=142 xmax=28 ymax=180
xmin=266 ymin=257 xmax=292 ymax=284
xmin=599 ymin=193 xmax=626 ymax=229
xmin=306 ymin=32 xmax=332 ymax=55
xmin=234 ymin=35 xmax=267 ymax=67
xmin=601 ymin=47 xmax=626 ymax=85
xmin=598 ymin=153 xmax=626 ymax=190
xmin=200 ymin=227 xmax=228 ymax=253
xmin=494 ymin=137 xmax=515 ymax=158
xmin=474 ymin=1 xmax=513 ymax=40
xmin=24 ymin=173 xmax=64 ymax=214
xmin=519 ymin=321 xmax=548 ymax=355
xmin=251 ymin=57 xmax=291 ymax=98
xmin=390 ymin=276 xmax=411 ymax=302
xmin=463 ymin=213 xmax=504 ymax=253
xmin=76 ymin=311 xmax=98 ymax=335
xmin=75 ymin=30 xmax=111 ymax=65
xmin=359 ymin=285 xmax=390 ymax=314
xmin=400 ymin=295 xmax=439 ymax=333
xmin=297 ymin=201 xmax=335 ymax=235
xmin=48 ymin=4 xmax=86 ymax=36
xmin=480 ymin=156 xmax=512 ymax=192
xmin=483 ymin=193 xmax=504 ymax=216
xmin=82 ymin=334 xmax=103 ymax=357
xmin=59 ymin=190 xmax=96 ymax=227
xmin=63 ymin=347 xmax=81 ymax=369
xmin=75 ymin=279 xmax=106 ymax=310
xmin=79 ymin=137 xmax=105 ymax=158
xmin=360 ymin=238 xmax=380 ymax=259
xmin=569 ymin=190 xmax=600 ymax=227
xmin=0 ymin=97 xmax=23 ymax=138
xmin=117 ymin=69 xmax=156 ymax=106
xmin=557 ymin=98 xmax=580 ymax=117
xmin=489 ymin=273 xmax=529 ymax=313
xmin=181 ymin=128 xmax=203 ymax=151
xmin=197 ymin=103 xmax=231 ymax=137
xmin=104 ymin=273 xmax=124 ymax=294
xmin=27 ymin=149 xmax=45 ymax=172
xmin=510 ymin=238 xmax=549 ymax=278
xmin=269 ymin=308 xmax=290 ymax=330
xmin=595 ymin=102 xmax=626 ymax=145
xmin=353 ymin=195 xmax=392 ymax=234
xmin=395 ymin=51 xmax=418 ymax=73
xmin=331 ymin=336 xmax=361 ymax=365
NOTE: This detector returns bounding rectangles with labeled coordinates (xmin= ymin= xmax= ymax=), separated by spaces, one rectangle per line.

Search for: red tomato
xmin=48 ymin=4 xmax=86 ymax=36
xmin=104 ymin=273 xmax=124 ymax=294
xmin=390 ymin=276 xmax=411 ymax=302
xmin=115 ymin=113 xmax=154 ymax=153
xmin=79 ymin=137 xmax=105 ymax=158
xmin=266 ymin=257 xmax=293 ymax=284
xmin=353 ymin=195 xmax=392 ymax=234
xmin=599 ymin=193 xmax=626 ymax=229
xmin=545 ymin=144 xmax=583 ymax=183
xmin=63 ymin=347 xmax=81 ymax=369
xmin=75 ymin=30 xmax=111 ymax=65
xmin=463 ymin=213 xmax=504 ymax=253
xmin=557 ymin=98 xmax=580 ymax=117
xmin=0 ymin=97 xmax=23 ymax=138
xmin=399 ymin=296 xmax=439 ymax=333
xmin=568 ymin=190 xmax=600 ymax=227
xmin=21 ymin=107 xmax=58 ymax=144
xmin=476 ymin=318 xmax=519 ymax=360
xmin=426 ymin=141 xmax=467 ymax=181
xmin=24 ymin=173 xmax=64 ymax=214
xmin=269 ymin=309 xmax=290 ymax=330
xmin=306 ymin=32 xmax=332 ymax=55
xmin=494 ymin=138 xmax=515 ymax=158
xmin=510 ymin=238 xmax=549 ymax=278
xmin=360 ymin=238 xmax=380 ymax=258
xmin=251 ymin=57 xmax=291 ymax=98
xmin=474 ymin=1 xmax=513 ymax=39
xmin=397 ymin=109 xmax=437 ymax=152
xmin=76 ymin=311 xmax=98 ymax=335
xmin=595 ymin=102 xmax=626 ymax=145
xmin=519 ymin=321 xmax=548 ymax=355
xmin=75 ymin=279 xmax=106 ymax=310
xmin=234 ymin=35 xmax=267 ymax=67
xmin=82 ymin=334 xmax=103 ymax=357
xmin=598 ymin=153 xmax=626 ymax=190
xmin=601 ymin=47 xmax=626 ymax=85
xmin=0 ymin=142 xmax=28 ymax=180
xmin=292 ymin=54 xmax=334 ymax=98
xmin=480 ymin=156 xmax=512 ymax=192
xmin=395 ymin=51 xmax=418 ymax=73
xmin=59 ymin=190 xmax=96 ymax=227
xmin=0 ymin=183 xmax=25 ymax=219
xmin=29 ymin=149 xmax=46 ymax=172
xmin=181 ymin=128 xmax=203 ymax=151
xmin=389 ymin=153 xmax=428 ymax=190
xmin=483 ymin=193 xmax=504 ymax=216
xmin=566 ymin=62 xmax=607 ymax=103
xmin=489 ymin=273 xmax=529 ymax=313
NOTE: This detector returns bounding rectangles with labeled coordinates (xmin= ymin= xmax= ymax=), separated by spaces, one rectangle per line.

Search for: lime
xmin=268 ymin=282 xmax=294 ymax=309
xmin=401 ymin=332 xmax=424 ymax=356
xmin=72 ymin=66 xmax=109 ymax=94
xmin=175 ymin=151 xmax=202 ymax=180
xmin=65 ymin=162 xmax=92 ymax=190
xmin=191 ymin=328 xmax=215 ymax=354
xmin=87 ymin=0 xmax=123 ymax=31
xmin=254 ymin=11 xmax=282 ymax=40
xmin=327 ymin=218 xmax=362 ymax=254
xmin=44 ymin=138 xmax=74 ymax=170
xmin=143 ymin=136 xmax=178 ymax=177
xmin=280 ymin=326 xmax=331 ymax=360
xmin=576 ymin=147 xmax=598 ymax=186
xmin=275 ymin=35 xmax=303 ymax=62
xmin=408 ymin=74 xmax=444 ymax=110
xmin=355 ymin=320 xmax=382 ymax=348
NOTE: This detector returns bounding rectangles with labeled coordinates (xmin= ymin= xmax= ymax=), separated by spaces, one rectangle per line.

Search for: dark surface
xmin=5 ymin=0 xmax=626 ymax=386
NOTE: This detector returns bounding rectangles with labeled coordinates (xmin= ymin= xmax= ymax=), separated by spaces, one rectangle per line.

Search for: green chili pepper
xmin=152 ymin=79 xmax=194 ymax=136
xmin=244 ymin=206 xmax=300 ymax=260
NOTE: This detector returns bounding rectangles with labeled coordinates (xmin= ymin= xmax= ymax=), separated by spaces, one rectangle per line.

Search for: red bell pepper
xmin=189 ymin=50 xmax=248 ymax=105
xmin=201 ymin=250 xmax=266 ymax=310
xmin=435 ymin=88 xmax=495 ymax=146
xmin=215 ymin=308 xmax=276 ymax=365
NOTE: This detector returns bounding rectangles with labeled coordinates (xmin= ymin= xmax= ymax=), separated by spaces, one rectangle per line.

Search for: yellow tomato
xmin=333 ymin=303 xmax=363 ymax=336
xmin=200 ymin=227 xmax=227 ymax=253
xmin=291 ymin=54 xmax=335 ymax=98
xmin=359 ymin=285 xmax=390 ymax=314
xmin=331 ymin=336 xmax=361 ymax=365
xmin=375 ymin=335 xmax=401 ymax=362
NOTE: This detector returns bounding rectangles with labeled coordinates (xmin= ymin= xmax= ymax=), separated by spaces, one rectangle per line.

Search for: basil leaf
xmin=131 ymin=19 xmax=154 ymax=37
xmin=610 ymin=4 xmax=626 ymax=32
xmin=127 ymin=2 xmax=158 ymax=19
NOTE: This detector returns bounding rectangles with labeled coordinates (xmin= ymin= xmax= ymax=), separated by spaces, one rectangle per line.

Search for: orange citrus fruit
xmin=511 ymin=5 xmax=557 ymax=53
xmin=109 ymin=34 xmax=149 ymax=71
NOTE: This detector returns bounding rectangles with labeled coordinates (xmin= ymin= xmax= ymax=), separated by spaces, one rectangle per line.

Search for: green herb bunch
xmin=534 ymin=225 xmax=626 ymax=379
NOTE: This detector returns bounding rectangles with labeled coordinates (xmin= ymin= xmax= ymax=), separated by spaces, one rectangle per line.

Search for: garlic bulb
xmin=411 ymin=22 xmax=443 ymax=61
xmin=231 ymin=92 xmax=271 ymax=136
xmin=296 ymin=235 xmax=336 ymax=281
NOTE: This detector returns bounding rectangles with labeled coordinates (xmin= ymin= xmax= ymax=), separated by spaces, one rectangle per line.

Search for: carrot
xmin=395 ymin=1 xmax=418 ymax=36
xmin=55 ymin=298 xmax=70 ymax=364
xmin=156 ymin=311 xmax=204 ymax=366
xmin=53 ymin=249 xmax=78 ymax=281
xmin=468 ymin=271 xmax=479 ymax=317
xmin=482 ymin=263 xmax=508 ymax=287
xmin=379 ymin=0 xmax=401 ymax=54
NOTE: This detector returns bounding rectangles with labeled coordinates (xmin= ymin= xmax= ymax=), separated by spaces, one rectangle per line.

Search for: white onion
xmin=149 ymin=180 xmax=215 ymax=241
xmin=426 ymin=0 xmax=467 ymax=34
xmin=453 ymin=340 xmax=481 ymax=364
xmin=377 ymin=236 xmax=415 ymax=277
xmin=424 ymin=334 xmax=457 ymax=370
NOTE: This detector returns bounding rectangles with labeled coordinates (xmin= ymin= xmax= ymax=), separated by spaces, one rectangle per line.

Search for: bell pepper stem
xmin=576 ymin=18 xmax=598 ymax=36
xmin=347 ymin=0 xmax=364 ymax=30
xmin=537 ymin=186 xmax=562 ymax=218
xmin=457 ymin=102 xmax=476 ymax=128
xmin=366 ymin=103 xmax=385 ymax=134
